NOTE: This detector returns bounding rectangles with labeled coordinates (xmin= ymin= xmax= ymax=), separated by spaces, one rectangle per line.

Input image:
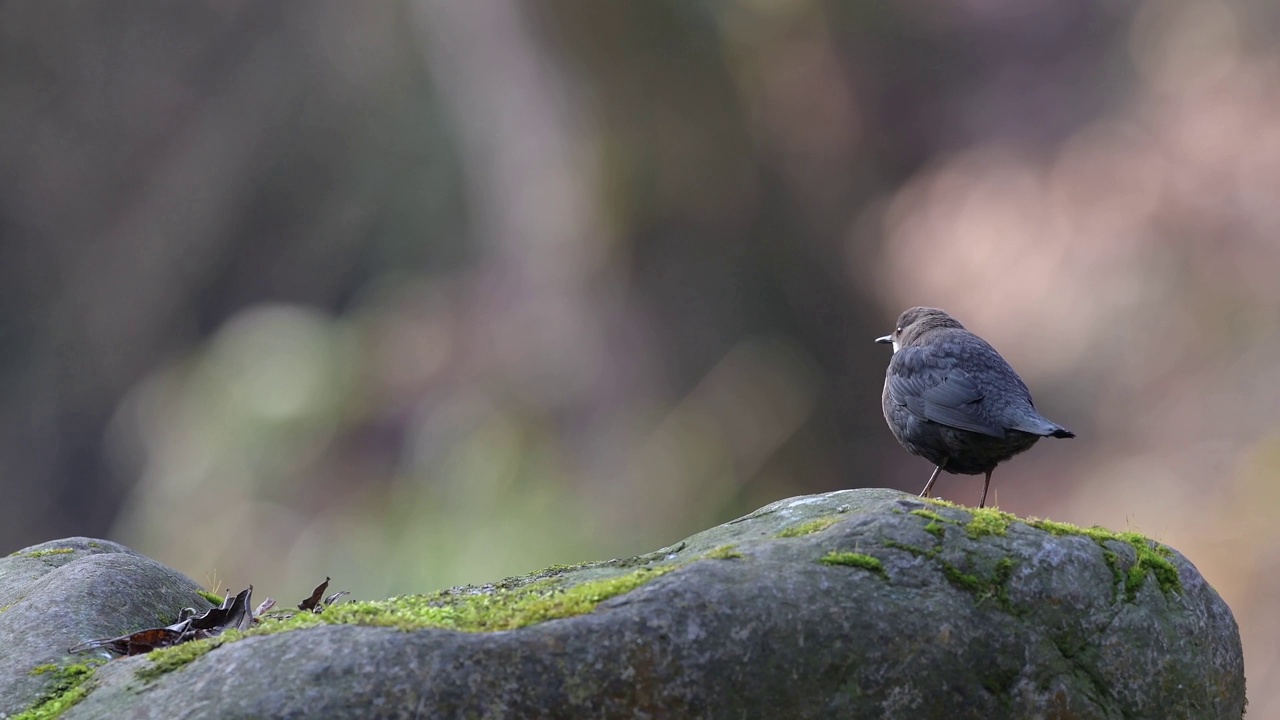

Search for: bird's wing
xmin=888 ymin=350 xmax=1005 ymax=438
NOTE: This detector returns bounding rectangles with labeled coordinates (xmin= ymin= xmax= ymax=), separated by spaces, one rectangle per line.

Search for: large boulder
xmin=0 ymin=537 xmax=212 ymax=718
xmin=0 ymin=489 xmax=1245 ymax=719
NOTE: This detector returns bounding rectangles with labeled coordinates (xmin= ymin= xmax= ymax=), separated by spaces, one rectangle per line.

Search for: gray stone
xmin=0 ymin=537 xmax=210 ymax=717
xmin=0 ymin=490 xmax=1246 ymax=719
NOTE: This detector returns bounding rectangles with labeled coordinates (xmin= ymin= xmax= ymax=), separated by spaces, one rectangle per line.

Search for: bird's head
xmin=875 ymin=307 xmax=965 ymax=353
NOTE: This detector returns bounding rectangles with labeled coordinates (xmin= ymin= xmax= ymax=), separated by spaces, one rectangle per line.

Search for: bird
xmin=876 ymin=307 xmax=1074 ymax=508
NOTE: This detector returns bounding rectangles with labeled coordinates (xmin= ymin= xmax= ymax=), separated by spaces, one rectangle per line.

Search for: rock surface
xmin=0 ymin=489 xmax=1246 ymax=719
xmin=0 ymin=537 xmax=211 ymax=718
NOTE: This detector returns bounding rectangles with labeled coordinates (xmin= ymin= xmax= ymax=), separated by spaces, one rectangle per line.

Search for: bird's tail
xmin=1013 ymin=415 xmax=1075 ymax=439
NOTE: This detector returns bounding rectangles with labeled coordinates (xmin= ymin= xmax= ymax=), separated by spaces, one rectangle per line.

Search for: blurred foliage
xmin=1 ymin=0 xmax=1279 ymax=711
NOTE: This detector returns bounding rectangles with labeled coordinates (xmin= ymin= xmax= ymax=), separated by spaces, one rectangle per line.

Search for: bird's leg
xmin=979 ymin=470 xmax=993 ymax=508
xmin=919 ymin=465 xmax=944 ymax=498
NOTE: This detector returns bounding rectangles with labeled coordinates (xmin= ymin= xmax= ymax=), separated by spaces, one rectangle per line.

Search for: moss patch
xmin=704 ymin=545 xmax=743 ymax=560
xmin=777 ymin=516 xmax=841 ymax=538
xmin=909 ymin=509 xmax=950 ymax=523
xmin=965 ymin=508 xmax=1015 ymax=539
xmin=136 ymin=634 xmax=236 ymax=680
xmin=139 ymin=565 xmax=678 ymax=680
xmin=1124 ymin=546 xmax=1179 ymax=600
xmin=16 ymin=548 xmax=76 ymax=559
xmin=987 ymin=557 xmax=1015 ymax=610
xmin=939 ymin=564 xmax=982 ymax=594
xmin=1028 ymin=518 xmax=1181 ymax=600
xmin=881 ymin=539 xmax=1019 ymax=613
xmin=196 ymin=590 xmax=225 ymax=606
xmin=15 ymin=663 xmax=99 ymax=720
xmin=475 ymin=562 xmax=597 ymax=594
xmin=882 ymin=539 xmax=930 ymax=558
xmin=911 ymin=509 xmax=958 ymax=538
xmin=919 ymin=498 xmax=1017 ymax=540
xmin=306 ymin=566 xmax=677 ymax=632
xmin=936 ymin=556 xmax=1016 ymax=612
xmin=909 ymin=506 xmax=1180 ymax=604
xmin=819 ymin=552 xmax=888 ymax=579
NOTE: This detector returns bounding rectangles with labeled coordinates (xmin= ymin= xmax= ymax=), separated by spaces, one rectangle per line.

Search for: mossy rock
xmin=0 ymin=538 xmax=212 ymax=719
xmin=0 ymin=490 xmax=1245 ymax=719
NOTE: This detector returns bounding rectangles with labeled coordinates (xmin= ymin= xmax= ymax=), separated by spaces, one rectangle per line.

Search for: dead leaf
xmin=298 ymin=577 xmax=330 ymax=612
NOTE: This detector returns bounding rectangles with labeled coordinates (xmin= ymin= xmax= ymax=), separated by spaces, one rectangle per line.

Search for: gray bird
xmin=877 ymin=307 xmax=1074 ymax=508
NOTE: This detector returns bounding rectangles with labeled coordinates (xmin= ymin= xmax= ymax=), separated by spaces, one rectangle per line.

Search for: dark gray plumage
xmin=877 ymin=307 xmax=1074 ymax=507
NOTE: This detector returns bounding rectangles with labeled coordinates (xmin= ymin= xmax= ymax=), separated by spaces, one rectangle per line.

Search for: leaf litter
xmin=69 ymin=578 xmax=346 ymax=657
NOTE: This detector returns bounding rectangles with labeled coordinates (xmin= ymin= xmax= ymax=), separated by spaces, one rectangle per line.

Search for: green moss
xmin=1098 ymin=548 xmax=1122 ymax=589
xmin=308 ymin=566 xmax=676 ymax=632
xmin=883 ymin=535 xmax=1019 ymax=613
xmin=990 ymin=557 xmax=1016 ymax=610
xmin=911 ymin=509 xmax=959 ymax=538
xmin=965 ymin=508 xmax=1015 ymax=539
xmin=537 ymin=562 xmax=591 ymax=574
xmin=139 ymin=565 xmax=678 ymax=680
xmin=939 ymin=563 xmax=983 ymax=593
xmin=882 ymin=539 xmax=930 ymax=557
xmin=137 ymin=635 xmax=236 ymax=680
xmin=921 ymin=497 xmax=1017 ymax=539
xmin=196 ymin=590 xmax=225 ymax=606
xmin=1028 ymin=517 xmax=1091 ymax=537
xmin=516 ymin=561 xmax=598 ymax=584
xmin=1123 ymin=540 xmax=1179 ymax=600
xmin=15 ymin=663 xmax=98 ymax=720
xmin=819 ymin=552 xmax=887 ymax=578
xmin=776 ymin=516 xmax=840 ymax=538
xmin=938 ymin=556 xmax=1017 ymax=612
xmin=896 ymin=506 xmax=1179 ymax=609
xmin=704 ymin=545 xmax=743 ymax=560
xmin=19 ymin=548 xmax=76 ymax=559
xmin=1028 ymin=518 xmax=1181 ymax=600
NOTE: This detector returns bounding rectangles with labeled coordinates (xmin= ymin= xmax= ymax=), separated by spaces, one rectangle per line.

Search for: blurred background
xmin=0 ymin=0 xmax=1275 ymax=708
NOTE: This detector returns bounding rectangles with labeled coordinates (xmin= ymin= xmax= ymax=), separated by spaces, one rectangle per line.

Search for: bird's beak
xmin=875 ymin=335 xmax=892 ymax=345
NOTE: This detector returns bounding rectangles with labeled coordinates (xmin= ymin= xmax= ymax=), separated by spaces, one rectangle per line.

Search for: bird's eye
xmin=895 ymin=327 xmax=902 ymax=334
